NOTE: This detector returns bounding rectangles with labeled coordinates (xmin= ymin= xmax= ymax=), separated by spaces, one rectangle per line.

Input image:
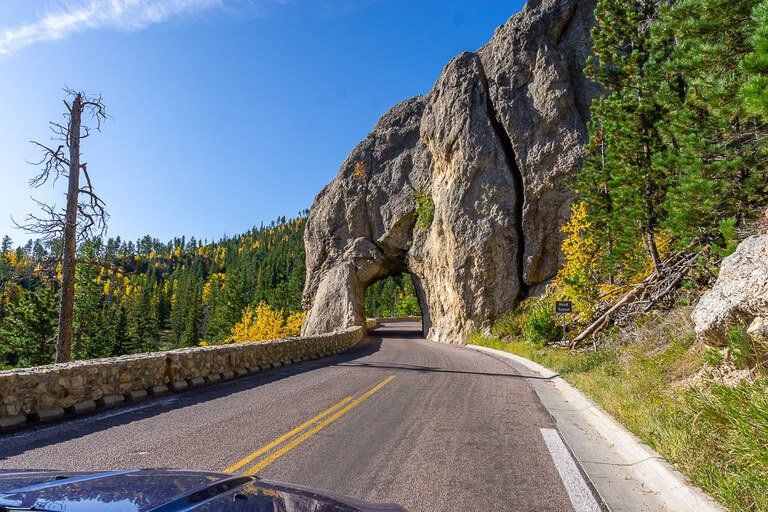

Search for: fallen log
xmin=569 ymin=247 xmax=701 ymax=348
xmin=569 ymin=278 xmax=651 ymax=348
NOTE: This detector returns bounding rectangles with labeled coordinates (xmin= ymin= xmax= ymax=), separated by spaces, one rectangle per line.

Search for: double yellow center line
xmin=224 ymin=375 xmax=395 ymax=476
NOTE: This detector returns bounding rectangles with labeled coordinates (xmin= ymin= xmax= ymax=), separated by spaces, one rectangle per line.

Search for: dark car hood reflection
xmin=0 ymin=469 xmax=406 ymax=512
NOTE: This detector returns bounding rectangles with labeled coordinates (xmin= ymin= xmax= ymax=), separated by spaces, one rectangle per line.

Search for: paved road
xmin=0 ymin=322 xmax=601 ymax=511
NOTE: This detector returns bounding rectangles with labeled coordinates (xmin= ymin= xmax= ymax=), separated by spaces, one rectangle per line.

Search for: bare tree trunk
xmin=641 ymin=108 xmax=662 ymax=277
xmin=646 ymin=224 xmax=661 ymax=276
xmin=56 ymin=94 xmax=82 ymax=363
xmin=19 ymin=89 xmax=107 ymax=362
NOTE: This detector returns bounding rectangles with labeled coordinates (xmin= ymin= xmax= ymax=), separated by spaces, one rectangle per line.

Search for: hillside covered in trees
xmin=0 ymin=212 xmax=422 ymax=369
xmin=516 ymin=0 xmax=768 ymax=339
xmin=0 ymin=215 xmax=309 ymax=368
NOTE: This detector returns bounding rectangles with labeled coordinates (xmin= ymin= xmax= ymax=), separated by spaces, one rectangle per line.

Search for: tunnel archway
xmin=364 ymin=273 xmax=425 ymax=333
xmin=301 ymin=0 xmax=597 ymax=344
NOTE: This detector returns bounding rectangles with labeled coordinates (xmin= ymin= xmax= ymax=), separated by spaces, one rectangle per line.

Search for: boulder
xmin=302 ymin=0 xmax=599 ymax=343
xmin=692 ymin=235 xmax=768 ymax=344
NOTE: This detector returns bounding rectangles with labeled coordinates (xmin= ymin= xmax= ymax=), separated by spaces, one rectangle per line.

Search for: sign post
xmin=555 ymin=300 xmax=573 ymax=345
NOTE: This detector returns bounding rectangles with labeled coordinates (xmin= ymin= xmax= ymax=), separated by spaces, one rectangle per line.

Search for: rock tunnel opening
xmin=364 ymin=272 xmax=425 ymax=334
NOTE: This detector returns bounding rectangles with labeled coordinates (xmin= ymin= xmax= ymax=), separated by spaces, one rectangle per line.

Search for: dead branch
xmin=20 ymin=90 xmax=108 ymax=246
xmin=570 ymin=245 xmax=703 ymax=348
xmin=570 ymin=278 xmax=653 ymax=347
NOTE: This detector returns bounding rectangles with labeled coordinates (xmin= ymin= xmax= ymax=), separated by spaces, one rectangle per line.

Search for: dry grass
xmin=470 ymin=308 xmax=768 ymax=511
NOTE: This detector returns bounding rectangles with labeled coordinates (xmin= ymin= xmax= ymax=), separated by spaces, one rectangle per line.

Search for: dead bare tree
xmin=15 ymin=88 xmax=108 ymax=363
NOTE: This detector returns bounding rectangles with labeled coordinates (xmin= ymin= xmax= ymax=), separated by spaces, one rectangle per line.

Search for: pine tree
xmin=0 ymin=285 xmax=58 ymax=367
xmin=218 ymin=265 xmax=252 ymax=331
xmin=111 ymin=305 xmax=131 ymax=356
xmin=73 ymin=243 xmax=106 ymax=359
xmin=127 ymin=277 xmax=159 ymax=352
xmin=656 ymin=0 xmax=768 ymax=244
xmin=742 ymin=0 xmax=768 ymax=118
xmin=579 ymin=0 xmax=668 ymax=276
xmin=181 ymin=285 xmax=202 ymax=347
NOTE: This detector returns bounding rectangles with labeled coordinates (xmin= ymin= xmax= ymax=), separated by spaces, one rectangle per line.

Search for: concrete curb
xmin=468 ymin=344 xmax=725 ymax=512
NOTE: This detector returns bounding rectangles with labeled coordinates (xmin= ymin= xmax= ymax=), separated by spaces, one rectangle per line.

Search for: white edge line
xmin=540 ymin=428 xmax=602 ymax=512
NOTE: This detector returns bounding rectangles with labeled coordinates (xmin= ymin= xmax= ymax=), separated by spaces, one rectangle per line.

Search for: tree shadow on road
xmin=332 ymin=360 xmax=558 ymax=380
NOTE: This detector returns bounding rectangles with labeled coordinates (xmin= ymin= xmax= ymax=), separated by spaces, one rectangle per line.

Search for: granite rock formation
xmin=692 ymin=235 xmax=768 ymax=345
xmin=302 ymin=0 xmax=600 ymax=343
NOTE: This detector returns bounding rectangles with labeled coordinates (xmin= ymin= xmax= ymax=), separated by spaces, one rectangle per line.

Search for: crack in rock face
xmin=302 ymin=0 xmax=600 ymax=343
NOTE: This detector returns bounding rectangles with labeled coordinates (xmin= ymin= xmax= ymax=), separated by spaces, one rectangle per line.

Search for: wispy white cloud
xmin=0 ymin=0 xmax=244 ymax=56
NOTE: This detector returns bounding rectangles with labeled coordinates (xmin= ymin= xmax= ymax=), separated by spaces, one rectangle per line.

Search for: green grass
xmin=468 ymin=327 xmax=768 ymax=511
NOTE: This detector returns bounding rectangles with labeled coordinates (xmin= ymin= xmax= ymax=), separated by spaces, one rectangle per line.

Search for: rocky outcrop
xmin=407 ymin=53 xmax=523 ymax=341
xmin=301 ymin=97 xmax=430 ymax=335
xmin=478 ymin=0 xmax=599 ymax=283
xmin=302 ymin=0 xmax=599 ymax=343
xmin=692 ymin=235 xmax=768 ymax=344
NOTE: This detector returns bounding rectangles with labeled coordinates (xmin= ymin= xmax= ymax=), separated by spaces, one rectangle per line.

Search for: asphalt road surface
xmin=0 ymin=322 xmax=603 ymax=511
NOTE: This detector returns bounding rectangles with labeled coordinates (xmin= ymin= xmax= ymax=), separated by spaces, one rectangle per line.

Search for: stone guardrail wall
xmin=0 ymin=324 xmax=374 ymax=431
xmin=371 ymin=316 xmax=422 ymax=324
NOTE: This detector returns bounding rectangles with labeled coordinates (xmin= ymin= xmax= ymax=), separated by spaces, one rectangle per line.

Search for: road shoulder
xmin=467 ymin=344 xmax=725 ymax=512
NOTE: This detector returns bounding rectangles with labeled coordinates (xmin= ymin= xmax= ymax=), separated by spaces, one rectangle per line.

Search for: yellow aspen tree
xmin=284 ymin=311 xmax=306 ymax=336
xmin=229 ymin=302 xmax=306 ymax=343
xmin=556 ymin=202 xmax=601 ymax=321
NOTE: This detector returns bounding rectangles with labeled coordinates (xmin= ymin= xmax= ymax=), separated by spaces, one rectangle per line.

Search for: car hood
xmin=0 ymin=469 xmax=406 ymax=512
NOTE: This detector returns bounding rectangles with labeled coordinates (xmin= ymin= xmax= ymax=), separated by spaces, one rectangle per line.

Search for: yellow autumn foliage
xmin=284 ymin=311 xmax=305 ymax=335
xmin=229 ymin=302 xmax=306 ymax=343
xmin=353 ymin=161 xmax=366 ymax=179
xmin=555 ymin=202 xmax=601 ymax=321
xmin=555 ymin=204 xmax=676 ymax=323
xmin=202 ymin=282 xmax=213 ymax=303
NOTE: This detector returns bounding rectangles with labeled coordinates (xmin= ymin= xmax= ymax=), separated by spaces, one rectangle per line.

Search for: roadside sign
xmin=556 ymin=301 xmax=573 ymax=346
xmin=556 ymin=300 xmax=573 ymax=314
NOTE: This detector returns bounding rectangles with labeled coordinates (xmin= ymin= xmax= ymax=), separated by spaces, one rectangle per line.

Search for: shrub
xmin=489 ymin=297 xmax=561 ymax=347
xmin=414 ymin=190 xmax=435 ymax=231
xmin=714 ymin=217 xmax=739 ymax=260
xmin=520 ymin=297 xmax=561 ymax=348
xmin=229 ymin=302 xmax=305 ymax=343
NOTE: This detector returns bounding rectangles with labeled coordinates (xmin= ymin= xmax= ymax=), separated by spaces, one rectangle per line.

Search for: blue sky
xmin=0 ymin=0 xmax=524 ymax=244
